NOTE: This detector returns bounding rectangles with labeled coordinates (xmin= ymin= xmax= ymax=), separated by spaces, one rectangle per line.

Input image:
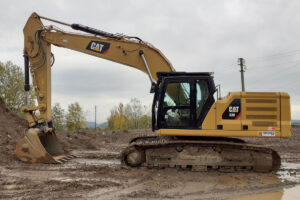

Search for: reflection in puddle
xmin=228 ymin=185 xmax=300 ymax=200
xmin=228 ymin=162 xmax=300 ymax=200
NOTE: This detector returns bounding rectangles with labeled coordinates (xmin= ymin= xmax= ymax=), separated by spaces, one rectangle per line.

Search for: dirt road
xmin=1 ymin=99 xmax=300 ymax=199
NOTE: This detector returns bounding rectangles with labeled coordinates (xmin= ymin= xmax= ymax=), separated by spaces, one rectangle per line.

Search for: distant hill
xmin=85 ymin=121 xmax=108 ymax=129
xmin=292 ymin=120 xmax=300 ymax=125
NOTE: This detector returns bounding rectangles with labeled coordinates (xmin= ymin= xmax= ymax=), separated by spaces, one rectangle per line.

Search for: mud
xmin=1 ymin=98 xmax=300 ymax=199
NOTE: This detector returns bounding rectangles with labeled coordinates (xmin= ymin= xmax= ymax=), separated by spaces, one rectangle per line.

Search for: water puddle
xmin=72 ymin=149 xmax=119 ymax=156
xmin=278 ymin=162 xmax=300 ymax=183
xmin=60 ymin=150 xmax=121 ymax=168
xmin=227 ymin=162 xmax=300 ymax=200
xmin=281 ymin=162 xmax=300 ymax=170
xmin=50 ymin=176 xmax=120 ymax=184
xmin=228 ymin=185 xmax=300 ymax=200
xmin=74 ymin=158 xmax=120 ymax=166
xmin=0 ymin=184 xmax=22 ymax=190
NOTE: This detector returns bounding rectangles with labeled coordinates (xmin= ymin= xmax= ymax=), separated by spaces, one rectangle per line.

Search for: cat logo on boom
xmin=86 ymin=41 xmax=110 ymax=54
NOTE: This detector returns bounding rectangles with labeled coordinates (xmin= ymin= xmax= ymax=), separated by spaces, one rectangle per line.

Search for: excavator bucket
xmin=16 ymin=128 xmax=74 ymax=163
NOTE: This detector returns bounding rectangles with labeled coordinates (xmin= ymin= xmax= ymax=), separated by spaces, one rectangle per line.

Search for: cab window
xmin=196 ymin=80 xmax=209 ymax=120
xmin=163 ymin=82 xmax=191 ymax=127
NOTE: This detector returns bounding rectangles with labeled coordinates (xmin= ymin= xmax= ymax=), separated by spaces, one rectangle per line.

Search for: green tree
xmin=0 ymin=61 xmax=35 ymax=115
xmin=52 ymin=103 xmax=65 ymax=129
xmin=65 ymin=102 xmax=87 ymax=130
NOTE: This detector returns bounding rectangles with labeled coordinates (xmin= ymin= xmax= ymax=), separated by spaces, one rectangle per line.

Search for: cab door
xmin=158 ymin=80 xmax=193 ymax=129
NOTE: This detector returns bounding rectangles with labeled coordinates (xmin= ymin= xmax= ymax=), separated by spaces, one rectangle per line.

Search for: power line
xmin=248 ymin=59 xmax=300 ymax=70
xmin=250 ymin=49 xmax=300 ymax=62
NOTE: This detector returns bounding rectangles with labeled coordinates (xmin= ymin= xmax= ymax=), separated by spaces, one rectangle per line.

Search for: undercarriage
xmin=121 ymin=136 xmax=281 ymax=172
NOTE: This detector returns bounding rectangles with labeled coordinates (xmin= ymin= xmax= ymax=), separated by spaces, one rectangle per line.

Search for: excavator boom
xmin=17 ymin=12 xmax=174 ymax=163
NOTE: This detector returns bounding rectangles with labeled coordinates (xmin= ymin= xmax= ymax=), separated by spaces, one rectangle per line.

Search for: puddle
xmin=0 ymin=184 xmax=22 ymax=190
xmin=74 ymin=158 xmax=120 ymax=166
xmin=228 ymin=185 xmax=300 ymax=200
xmin=227 ymin=162 xmax=300 ymax=200
xmin=278 ymin=162 xmax=300 ymax=183
xmin=70 ymin=150 xmax=121 ymax=166
xmin=51 ymin=177 xmax=120 ymax=184
xmin=57 ymin=150 xmax=121 ymax=168
xmin=281 ymin=162 xmax=300 ymax=170
xmin=72 ymin=149 xmax=119 ymax=156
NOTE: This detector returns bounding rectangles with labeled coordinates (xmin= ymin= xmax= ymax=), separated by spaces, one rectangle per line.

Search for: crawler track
xmin=121 ymin=136 xmax=281 ymax=172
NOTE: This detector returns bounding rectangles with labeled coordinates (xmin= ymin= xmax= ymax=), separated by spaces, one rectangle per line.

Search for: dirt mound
xmin=57 ymin=129 xmax=152 ymax=152
xmin=0 ymin=97 xmax=101 ymax=163
xmin=0 ymin=97 xmax=150 ymax=164
xmin=0 ymin=98 xmax=27 ymax=163
xmin=0 ymin=98 xmax=27 ymax=132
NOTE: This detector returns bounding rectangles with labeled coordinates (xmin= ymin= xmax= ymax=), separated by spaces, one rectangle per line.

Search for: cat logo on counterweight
xmin=222 ymin=99 xmax=241 ymax=120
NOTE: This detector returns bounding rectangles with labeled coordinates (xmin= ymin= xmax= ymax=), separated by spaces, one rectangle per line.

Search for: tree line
xmin=0 ymin=61 xmax=87 ymax=131
xmin=0 ymin=61 xmax=151 ymax=131
xmin=107 ymin=98 xmax=152 ymax=130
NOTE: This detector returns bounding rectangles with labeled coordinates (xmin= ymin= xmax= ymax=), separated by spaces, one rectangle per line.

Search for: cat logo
xmin=86 ymin=41 xmax=110 ymax=54
xmin=229 ymin=106 xmax=239 ymax=113
xmin=222 ymin=99 xmax=241 ymax=120
xmin=91 ymin=42 xmax=104 ymax=51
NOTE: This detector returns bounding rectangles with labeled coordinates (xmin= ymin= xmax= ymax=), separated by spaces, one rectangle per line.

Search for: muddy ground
xmin=1 ymin=99 xmax=300 ymax=199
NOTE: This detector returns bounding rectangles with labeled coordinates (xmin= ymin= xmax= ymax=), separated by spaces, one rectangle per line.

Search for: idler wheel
xmin=126 ymin=149 xmax=145 ymax=167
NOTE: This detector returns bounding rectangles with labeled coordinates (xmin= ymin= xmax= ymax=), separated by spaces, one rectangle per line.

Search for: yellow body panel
xmin=159 ymin=92 xmax=291 ymax=138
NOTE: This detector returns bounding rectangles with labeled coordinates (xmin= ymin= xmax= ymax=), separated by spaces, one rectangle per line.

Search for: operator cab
xmin=152 ymin=72 xmax=216 ymax=131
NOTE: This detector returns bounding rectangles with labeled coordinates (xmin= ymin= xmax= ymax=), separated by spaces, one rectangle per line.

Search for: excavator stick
xmin=16 ymin=128 xmax=75 ymax=163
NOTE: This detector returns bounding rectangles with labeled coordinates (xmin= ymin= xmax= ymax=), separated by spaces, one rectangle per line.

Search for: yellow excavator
xmin=16 ymin=12 xmax=291 ymax=172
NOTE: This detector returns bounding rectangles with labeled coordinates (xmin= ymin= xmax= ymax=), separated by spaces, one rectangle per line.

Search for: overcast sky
xmin=1 ymin=0 xmax=300 ymax=122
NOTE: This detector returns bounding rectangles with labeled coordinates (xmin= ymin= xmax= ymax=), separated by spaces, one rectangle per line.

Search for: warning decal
xmin=258 ymin=131 xmax=276 ymax=137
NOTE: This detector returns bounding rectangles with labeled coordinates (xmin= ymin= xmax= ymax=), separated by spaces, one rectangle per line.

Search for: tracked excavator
xmin=16 ymin=13 xmax=291 ymax=172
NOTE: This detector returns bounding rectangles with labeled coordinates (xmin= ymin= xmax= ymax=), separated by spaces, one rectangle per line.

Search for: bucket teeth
xmin=57 ymin=155 xmax=77 ymax=163
xmin=16 ymin=128 xmax=72 ymax=164
xmin=56 ymin=160 xmax=64 ymax=164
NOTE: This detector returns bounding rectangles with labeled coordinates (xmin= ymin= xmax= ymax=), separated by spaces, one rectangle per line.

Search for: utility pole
xmin=94 ymin=105 xmax=97 ymax=130
xmin=238 ymin=58 xmax=246 ymax=91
